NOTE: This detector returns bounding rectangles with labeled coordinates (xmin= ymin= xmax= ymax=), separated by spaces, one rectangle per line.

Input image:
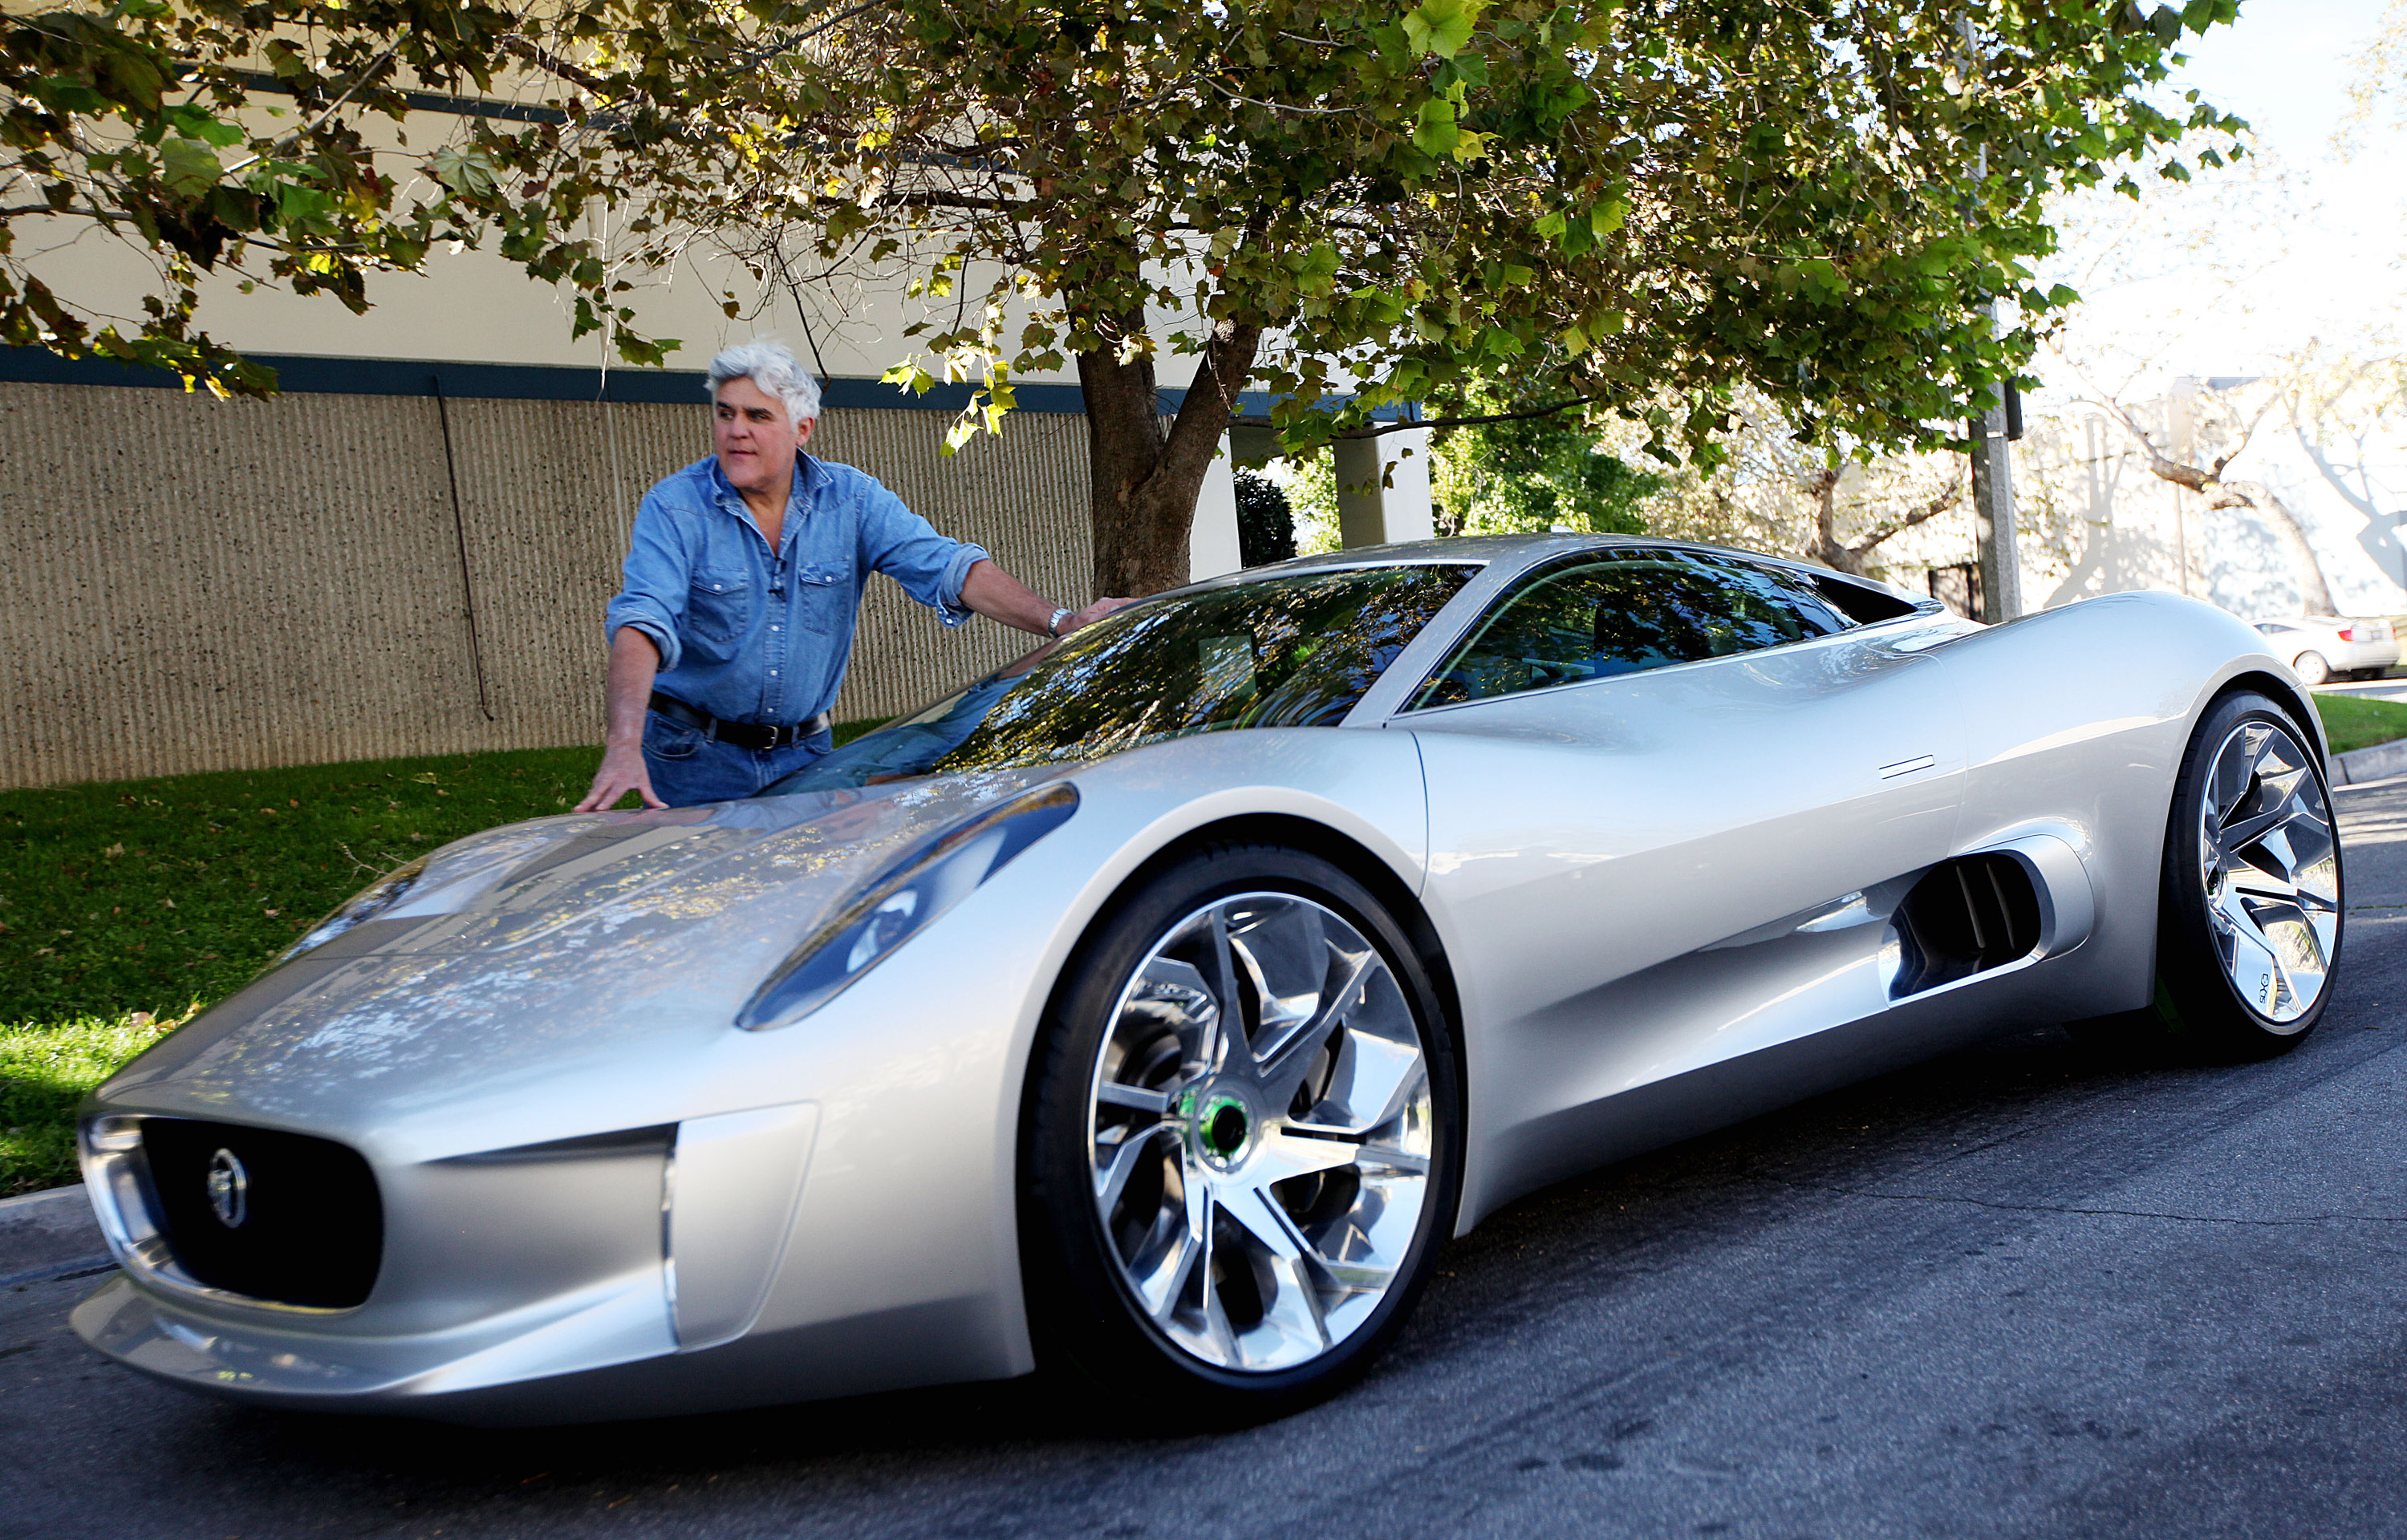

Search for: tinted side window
xmin=1414 ymin=551 xmax=1850 ymax=709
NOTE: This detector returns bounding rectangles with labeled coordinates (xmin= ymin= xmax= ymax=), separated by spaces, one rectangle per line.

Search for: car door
xmin=1401 ymin=549 xmax=1969 ymax=1203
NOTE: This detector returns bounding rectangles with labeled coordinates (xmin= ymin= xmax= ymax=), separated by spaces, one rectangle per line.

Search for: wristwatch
xmin=1047 ymin=606 xmax=1072 ymax=637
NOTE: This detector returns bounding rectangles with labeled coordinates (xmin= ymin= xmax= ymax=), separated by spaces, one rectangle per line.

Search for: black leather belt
xmin=649 ymin=692 xmax=830 ymax=752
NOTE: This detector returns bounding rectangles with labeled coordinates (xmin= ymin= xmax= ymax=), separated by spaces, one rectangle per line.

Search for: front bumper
xmin=71 ymin=1094 xmax=1030 ymax=1424
xmin=71 ymin=1270 xmax=1024 ymax=1424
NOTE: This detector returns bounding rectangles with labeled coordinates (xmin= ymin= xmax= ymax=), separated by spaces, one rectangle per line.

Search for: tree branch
xmin=1853 ymin=473 xmax=1963 ymax=552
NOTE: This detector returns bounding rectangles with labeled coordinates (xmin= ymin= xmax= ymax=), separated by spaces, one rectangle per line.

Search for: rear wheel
xmin=2152 ymin=691 xmax=2344 ymax=1056
xmin=2292 ymin=650 xmax=2332 ymax=686
xmin=1022 ymin=844 xmax=1461 ymax=1424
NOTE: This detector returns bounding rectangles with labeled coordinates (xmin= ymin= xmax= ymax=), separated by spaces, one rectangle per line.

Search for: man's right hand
xmin=576 ymin=745 xmax=665 ymax=812
xmin=581 ymin=628 xmax=668 ymax=812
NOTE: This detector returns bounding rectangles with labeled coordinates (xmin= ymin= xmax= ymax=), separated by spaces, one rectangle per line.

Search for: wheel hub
xmin=1199 ymin=1092 xmax=1251 ymax=1163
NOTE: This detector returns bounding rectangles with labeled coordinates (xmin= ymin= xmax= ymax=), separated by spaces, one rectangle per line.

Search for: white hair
xmin=707 ymin=337 xmax=822 ymax=424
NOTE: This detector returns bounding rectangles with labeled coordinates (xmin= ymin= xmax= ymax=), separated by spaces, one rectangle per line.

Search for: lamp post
xmin=1970 ymin=314 xmax=2023 ymax=623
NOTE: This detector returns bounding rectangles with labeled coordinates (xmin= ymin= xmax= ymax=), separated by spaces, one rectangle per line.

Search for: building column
xmin=1334 ymin=429 xmax=1434 ymax=548
xmin=1188 ymin=434 xmax=1244 ymax=582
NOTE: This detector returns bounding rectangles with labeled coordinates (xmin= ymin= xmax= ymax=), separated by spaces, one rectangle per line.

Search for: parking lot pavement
xmin=2 ymin=780 xmax=2403 ymax=1540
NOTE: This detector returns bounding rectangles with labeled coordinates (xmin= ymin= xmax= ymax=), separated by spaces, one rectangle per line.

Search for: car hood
xmin=97 ymin=768 xmax=1072 ymax=1149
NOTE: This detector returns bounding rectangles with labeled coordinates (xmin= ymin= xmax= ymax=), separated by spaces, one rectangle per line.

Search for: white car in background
xmin=2251 ymin=617 xmax=2399 ymax=685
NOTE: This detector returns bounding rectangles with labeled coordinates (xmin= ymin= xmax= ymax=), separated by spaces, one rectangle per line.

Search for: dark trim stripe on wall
xmin=0 ymin=346 xmax=1412 ymax=423
xmin=0 ymin=347 xmax=1092 ymax=411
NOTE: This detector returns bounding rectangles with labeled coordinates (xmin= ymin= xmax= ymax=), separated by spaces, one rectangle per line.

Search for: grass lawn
xmin=2310 ymin=691 xmax=2407 ymax=756
xmin=0 ymin=725 xmax=885 ymax=1195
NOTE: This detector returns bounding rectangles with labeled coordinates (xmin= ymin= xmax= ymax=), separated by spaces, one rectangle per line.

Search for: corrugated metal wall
xmin=0 ymin=382 xmax=1093 ymax=790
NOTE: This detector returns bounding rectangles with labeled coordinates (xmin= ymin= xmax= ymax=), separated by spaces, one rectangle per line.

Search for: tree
xmin=9 ymin=0 xmax=2246 ymax=595
xmin=1232 ymin=468 xmax=1297 ymax=566
xmin=2091 ymin=376 xmax=2339 ymax=614
xmin=1629 ymin=387 xmax=1965 ymax=580
xmin=0 ymin=0 xmax=704 ymax=392
xmin=1428 ymin=396 xmax=1660 ymax=537
xmin=704 ymin=0 xmax=2248 ymax=595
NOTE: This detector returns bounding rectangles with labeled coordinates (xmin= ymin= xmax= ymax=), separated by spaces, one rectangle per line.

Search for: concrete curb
xmin=0 ymin=1183 xmax=110 ymax=1287
xmin=2332 ymin=738 xmax=2407 ymax=788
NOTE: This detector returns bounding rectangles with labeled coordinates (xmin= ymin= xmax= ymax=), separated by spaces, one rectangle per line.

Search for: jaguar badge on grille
xmin=205 ymin=1148 xmax=250 ymax=1229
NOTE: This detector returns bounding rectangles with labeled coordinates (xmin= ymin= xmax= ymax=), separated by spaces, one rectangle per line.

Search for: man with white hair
xmin=578 ymin=338 xmax=1124 ymax=810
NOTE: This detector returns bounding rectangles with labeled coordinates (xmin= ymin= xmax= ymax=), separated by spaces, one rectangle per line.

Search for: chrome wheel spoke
xmin=1132 ymin=1194 xmax=1206 ymax=1323
xmin=1096 ymin=1081 xmax=1171 ymax=1115
xmin=1219 ymin=1184 xmax=1333 ymax=1358
xmin=1093 ymin=1122 xmax=1173 ymax=1218
xmin=1246 ymin=1127 xmax=1369 ymax=1186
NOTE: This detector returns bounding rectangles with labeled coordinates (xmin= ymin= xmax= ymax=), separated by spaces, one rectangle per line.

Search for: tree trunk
xmin=1078 ymin=309 xmax=1263 ymax=599
xmin=1801 ymin=468 xmax=1865 ymax=574
xmin=2225 ymin=480 xmax=2340 ymax=617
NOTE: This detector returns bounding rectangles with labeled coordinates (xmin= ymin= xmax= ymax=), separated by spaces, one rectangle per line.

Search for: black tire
xmin=2292 ymin=650 xmax=2332 ymax=687
xmin=2149 ymin=690 xmax=2344 ymax=1058
xmin=1020 ymin=842 xmax=1463 ymax=1425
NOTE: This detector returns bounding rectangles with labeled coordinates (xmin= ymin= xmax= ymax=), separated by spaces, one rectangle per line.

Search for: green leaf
xmin=274 ymin=183 xmax=332 ymax=225
xmin=161 ymin=105 xmax=244 ymax=148
xmin=157 ymin=137 xmax=221 ymax=200
xmin=1414 ymin=97 xmax=1459 ymax=156
xmin=32 ymin=79 xmax=107 ymax=116
xmin=1402 ymin=0 xmax=1479 ymax=59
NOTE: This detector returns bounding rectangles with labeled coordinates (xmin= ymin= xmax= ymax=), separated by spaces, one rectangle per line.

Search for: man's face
xmin=713 ymin=376 xmax=816 ymax=496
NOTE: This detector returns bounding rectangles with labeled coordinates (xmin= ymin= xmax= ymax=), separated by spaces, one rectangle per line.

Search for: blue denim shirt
xmin=604 ymin=453 xmax=990 ymax=726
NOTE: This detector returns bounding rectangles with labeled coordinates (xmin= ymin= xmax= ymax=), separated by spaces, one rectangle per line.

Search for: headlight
xmin=737 ymin=782 xmax=1079 ymax=1031
xmin=278 ymin=857 xmax=429 ymax=962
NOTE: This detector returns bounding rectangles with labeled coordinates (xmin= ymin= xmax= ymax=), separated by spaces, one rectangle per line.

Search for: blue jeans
xmin=642 ymin=710 xmax=834 ymax=808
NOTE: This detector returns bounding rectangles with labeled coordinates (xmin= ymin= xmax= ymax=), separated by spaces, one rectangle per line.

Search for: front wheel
xmin=1021 ymin=844 xmax=1462 ymax=1423
xmin=2153 ymin=690 xmax=2344 ymax=1056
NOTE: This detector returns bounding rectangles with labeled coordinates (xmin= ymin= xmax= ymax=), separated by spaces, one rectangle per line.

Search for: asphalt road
xmin=6 ymin=780 xmax=2407 ymax=1540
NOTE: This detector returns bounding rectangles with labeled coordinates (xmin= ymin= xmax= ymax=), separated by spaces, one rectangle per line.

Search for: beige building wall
xmin=0 ymin=383 xmax=1094 ymax=790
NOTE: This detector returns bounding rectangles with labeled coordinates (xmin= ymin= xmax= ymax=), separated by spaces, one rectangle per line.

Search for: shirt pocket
xmin=792 ymin=560 xmax=852 ymax=634
xmin=685 ymin=565 xmax=755 ymax=662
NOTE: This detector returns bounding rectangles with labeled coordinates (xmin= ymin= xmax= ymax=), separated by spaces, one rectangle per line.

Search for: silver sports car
xmin=73 ymin=535 xmax=2344 ymax=1424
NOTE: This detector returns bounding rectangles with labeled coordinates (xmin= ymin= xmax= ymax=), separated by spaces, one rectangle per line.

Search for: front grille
xmin=140 ymin=1118 xmax=383 ymax=1308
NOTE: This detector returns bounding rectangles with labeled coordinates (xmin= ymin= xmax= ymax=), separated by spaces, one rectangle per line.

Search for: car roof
xmin=1182 ymin=533 xmax=1922 ymax=599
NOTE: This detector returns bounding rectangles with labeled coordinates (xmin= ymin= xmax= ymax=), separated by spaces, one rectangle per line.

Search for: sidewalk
xmin=0 ymin=1183 xmax=105 ymax=1288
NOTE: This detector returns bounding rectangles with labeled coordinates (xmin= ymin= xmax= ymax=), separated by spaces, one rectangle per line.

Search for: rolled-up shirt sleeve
xmin=855 ymin=476 xmax=991 ymax=627
xmin=603 ymin=494 xmax=692 ymax=671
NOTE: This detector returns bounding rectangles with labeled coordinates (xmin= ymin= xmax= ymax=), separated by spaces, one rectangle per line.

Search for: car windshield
xmin=765 ymin=563 xmax=1477 ymax=794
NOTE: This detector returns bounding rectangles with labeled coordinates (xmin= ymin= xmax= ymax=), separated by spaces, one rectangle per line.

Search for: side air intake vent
xmin=1890 ymin=853 xmax=2042 ymax=998
xmin=140 ymin=1118 xmax=384 ymax=1308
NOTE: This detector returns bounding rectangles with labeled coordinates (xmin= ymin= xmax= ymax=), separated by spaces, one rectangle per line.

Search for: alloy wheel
xmin=2195 ymin=719 xmax=2340 ymax=1025
xmin=1083 ymin=892 xmax=1434 ymax=1372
